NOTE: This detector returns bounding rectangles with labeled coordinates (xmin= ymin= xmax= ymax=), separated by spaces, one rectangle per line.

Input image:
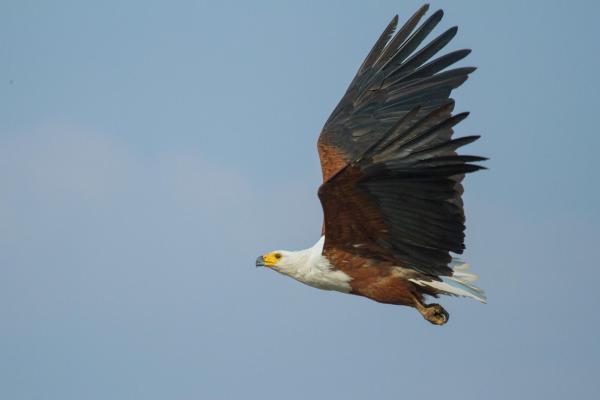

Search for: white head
xmin=255 ymin=237 xmax=351 ymax=293
xmin=255 ymin=250 xmax=308 ymax=276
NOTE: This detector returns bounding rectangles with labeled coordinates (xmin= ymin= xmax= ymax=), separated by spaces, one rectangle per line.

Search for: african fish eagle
xmin=256 ymin=4 xmax=486 ymax=325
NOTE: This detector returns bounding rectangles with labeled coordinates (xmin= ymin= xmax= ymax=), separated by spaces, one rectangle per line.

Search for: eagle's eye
xmin=275 ymin=253 xmax=282 ymax=259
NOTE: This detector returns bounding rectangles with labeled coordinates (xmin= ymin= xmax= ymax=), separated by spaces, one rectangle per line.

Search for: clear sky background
xmin=1 ymin=1 xmax=599 ymax=399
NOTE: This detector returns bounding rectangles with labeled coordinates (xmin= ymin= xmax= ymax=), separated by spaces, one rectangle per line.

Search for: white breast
xmin=276 ymin=236 xmax=353 ymax=293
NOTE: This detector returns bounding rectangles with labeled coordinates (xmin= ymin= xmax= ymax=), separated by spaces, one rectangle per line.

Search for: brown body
xmin=325 ymin=250 xmax=436 ymax=307
xmin=326 ymin=249 xmax=450 ymax=324
xmin=325 ymin=248 xmax=420 ymax=305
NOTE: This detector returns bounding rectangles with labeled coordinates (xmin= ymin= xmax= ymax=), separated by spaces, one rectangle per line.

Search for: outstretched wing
xmin=317 ymin=6 xmax=484 ymax=277
xmin=317 ymin=5 xmax=472 ymax=182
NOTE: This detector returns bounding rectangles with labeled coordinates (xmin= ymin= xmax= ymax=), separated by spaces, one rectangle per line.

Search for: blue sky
xmin=1 ymin=1 xmax=599 ymax=399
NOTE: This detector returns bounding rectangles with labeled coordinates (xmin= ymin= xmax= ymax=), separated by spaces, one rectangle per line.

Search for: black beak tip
xmin=255 ymin=255 xmax=265 ymax=267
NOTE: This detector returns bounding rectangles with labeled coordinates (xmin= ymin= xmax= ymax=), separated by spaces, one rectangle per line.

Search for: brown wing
xmin=317 ymin=5 xmax=472 ymax=182
xmin=317 ymin=7 xmax=484 ymax=277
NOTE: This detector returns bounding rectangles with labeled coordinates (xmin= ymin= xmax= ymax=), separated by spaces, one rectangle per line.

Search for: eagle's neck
xmin=278 ymin=236 xmax=352 ymax=293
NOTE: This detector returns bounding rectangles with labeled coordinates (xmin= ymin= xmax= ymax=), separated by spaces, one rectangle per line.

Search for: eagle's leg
xmin=413 ymin=296 xmax=449 ymax=325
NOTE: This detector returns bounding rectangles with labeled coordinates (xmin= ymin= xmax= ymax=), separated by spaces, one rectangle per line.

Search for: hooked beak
xmin=255 ymin=255 xmax=265 ymax=267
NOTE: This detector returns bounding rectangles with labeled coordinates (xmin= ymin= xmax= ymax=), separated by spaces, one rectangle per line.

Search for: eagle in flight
xmin=256 ymin=5 xmax=486 ymax=325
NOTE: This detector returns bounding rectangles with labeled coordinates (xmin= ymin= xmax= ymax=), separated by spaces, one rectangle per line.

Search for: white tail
xmin=410 ymin=259 xmax=487 ymax=303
